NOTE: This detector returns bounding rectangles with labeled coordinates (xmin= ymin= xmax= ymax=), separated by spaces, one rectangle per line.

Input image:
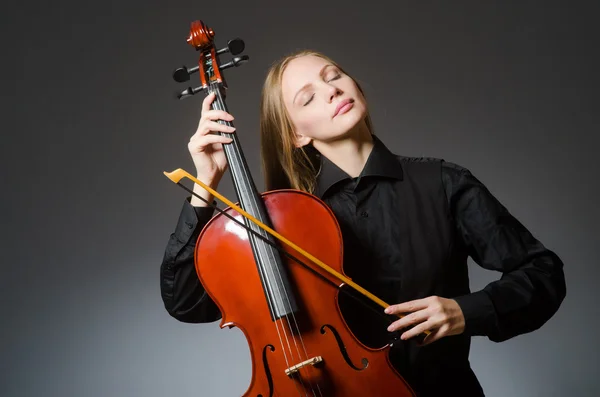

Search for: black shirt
xmin=159 ymin=136 xmax=566 ymax=396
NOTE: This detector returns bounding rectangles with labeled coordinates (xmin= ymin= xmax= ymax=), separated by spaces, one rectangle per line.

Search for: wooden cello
xmin=167 ymin=19 xmax=417 ymax=397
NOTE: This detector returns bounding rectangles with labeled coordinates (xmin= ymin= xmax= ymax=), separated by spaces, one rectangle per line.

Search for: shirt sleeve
xmin=159 ymin=197 xmax=222 ymax=323
xmin=442 ymin=161 xmax=566 ymax=342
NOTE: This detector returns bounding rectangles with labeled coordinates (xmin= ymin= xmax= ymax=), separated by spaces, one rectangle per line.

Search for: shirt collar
xmin=314 ymin=135 xmax=404 ymax=198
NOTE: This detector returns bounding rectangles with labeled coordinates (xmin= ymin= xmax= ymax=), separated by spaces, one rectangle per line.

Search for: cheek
xmin=349 ymin=91 xmax=368 ymax=119
xmin=293 ymin=107 xmax=329 ymax=136
xmin=353 ymin=88 xmax=367 ymax=107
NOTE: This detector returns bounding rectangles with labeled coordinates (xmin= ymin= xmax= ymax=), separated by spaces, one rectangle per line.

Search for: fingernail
xmin=384 ymin=308 xmax=391 ymax=314
xmin=387 ymin=325 xmax=393 ymax=332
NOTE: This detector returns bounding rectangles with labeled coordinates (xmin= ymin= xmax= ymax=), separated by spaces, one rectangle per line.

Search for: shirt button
xmin=185 ymin=221 xmax=194 ymax=229
xmin=360 ymin=211 xmax=368 ymax=217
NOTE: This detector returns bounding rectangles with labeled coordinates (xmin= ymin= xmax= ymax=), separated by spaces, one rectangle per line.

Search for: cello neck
xmin=208 ymin=83 xmax=300 ymax=320
xmin=173 ymin=21 xmax=299 ymax=321
xmin=208 ymin=84 xmax=262 ymax=216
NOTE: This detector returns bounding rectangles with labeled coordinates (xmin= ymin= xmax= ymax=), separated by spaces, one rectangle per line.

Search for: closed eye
xmin=303 ymin=93 xmax=315 ymax=106
xmin=303 ymin=73 xmax=342 ymax=106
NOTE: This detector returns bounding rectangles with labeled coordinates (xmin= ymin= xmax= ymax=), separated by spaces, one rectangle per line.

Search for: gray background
xmin=2 ymin=1 xmax=598 ymax=396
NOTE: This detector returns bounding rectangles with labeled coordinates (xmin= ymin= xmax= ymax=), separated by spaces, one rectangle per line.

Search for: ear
xmin=294 ymin=134 xmax=312 ymax=148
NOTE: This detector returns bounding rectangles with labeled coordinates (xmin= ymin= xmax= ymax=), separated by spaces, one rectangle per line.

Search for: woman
xmin=159 ymin=50 xmax=566 ymax=396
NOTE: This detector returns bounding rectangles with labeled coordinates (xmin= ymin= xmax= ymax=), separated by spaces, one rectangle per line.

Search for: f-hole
xmin=257 ymin=344 xmax=275 ymax=397
xmin=320 ymin=324 xmax=369 ymax=371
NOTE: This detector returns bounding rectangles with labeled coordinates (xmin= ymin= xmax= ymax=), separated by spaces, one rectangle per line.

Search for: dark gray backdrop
xmin=2 ymin=1 xmax=598 ymax=396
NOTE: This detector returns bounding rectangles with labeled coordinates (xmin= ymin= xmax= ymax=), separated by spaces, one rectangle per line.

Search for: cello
xmin=166 ymin=19 xmax=419 ymax=396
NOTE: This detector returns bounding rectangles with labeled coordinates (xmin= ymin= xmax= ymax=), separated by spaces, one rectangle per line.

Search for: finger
xmin=201 ymin=92 xmax=216 ymax=115
xmin=387 ymin=310 xmax=429 ymax=332
xmin=204 ymin=120 xmax=236 ymax=134
xmin=385 ymin=298 xmax=430 ymax=315
xmin=189 ymin=134 xmax=233 ymax=152
xmin=419 ymin=323 xmax=451 ymax=346
xmin=193 ymin=121 xmax=236 ymax=139
xmin=203 ymin=109 xmax=235 ymax=122
xmin=401 ymin=319 xmax=434 ymax=341
xmin=419 ymin=328 xmax=443 ymax=346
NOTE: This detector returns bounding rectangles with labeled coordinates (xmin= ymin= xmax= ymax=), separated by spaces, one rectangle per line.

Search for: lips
xmin=333 ymin=98 xmax=354 ymax=117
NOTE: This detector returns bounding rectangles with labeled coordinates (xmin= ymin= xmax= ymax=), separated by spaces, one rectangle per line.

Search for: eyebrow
xmin=292 ymin=64 xmax=336 ymax=104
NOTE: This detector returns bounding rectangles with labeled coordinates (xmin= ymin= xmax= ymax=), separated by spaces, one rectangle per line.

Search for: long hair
xmin=259 ymin=50 xmax=374 ymax=193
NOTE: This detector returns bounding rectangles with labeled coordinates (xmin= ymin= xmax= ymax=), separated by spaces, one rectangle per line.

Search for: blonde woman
xmin=160 ymin=51 xmax=566 ymax=396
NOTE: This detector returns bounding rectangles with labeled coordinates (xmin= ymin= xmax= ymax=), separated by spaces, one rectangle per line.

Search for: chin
xmin=338 ymin=107 xmax=366 ymax=129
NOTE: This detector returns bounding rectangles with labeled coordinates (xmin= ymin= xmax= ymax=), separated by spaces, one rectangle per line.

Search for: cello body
xmin=196 ymin=190 xmax=415 ymax=396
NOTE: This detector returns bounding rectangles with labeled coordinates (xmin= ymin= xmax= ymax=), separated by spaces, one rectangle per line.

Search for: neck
xmin=312 ymin=119 xmax=374 ymax=178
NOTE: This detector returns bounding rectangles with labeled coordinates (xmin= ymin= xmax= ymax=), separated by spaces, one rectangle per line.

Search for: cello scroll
xmin=172 ymin=20 xmax=248 ymax=99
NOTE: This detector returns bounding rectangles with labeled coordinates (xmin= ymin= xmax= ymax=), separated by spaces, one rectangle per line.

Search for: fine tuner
xmin=172 ymin=22 xmax=249 ymax=100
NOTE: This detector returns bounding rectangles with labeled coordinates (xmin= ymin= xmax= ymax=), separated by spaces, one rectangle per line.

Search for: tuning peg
xmin=176 ymin=86 xmax=205 ymax=100
xmin=220 ymin=55 xmax=250 ymax=70
xmin=227 ymin=38 xmax=245 ymax=55
xmin=216 ymin=38 xmax=245 ymax=56
xmin=172 ymin=65 xmax=200 ymax=83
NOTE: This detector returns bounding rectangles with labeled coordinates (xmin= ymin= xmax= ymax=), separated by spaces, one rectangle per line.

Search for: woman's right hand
xmin=188 ymin=92 xmax=236 ymax=183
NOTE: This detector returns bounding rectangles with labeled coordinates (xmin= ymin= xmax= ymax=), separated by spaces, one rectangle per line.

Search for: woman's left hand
xmin=385 ymin=296 xmax=466 ymax=346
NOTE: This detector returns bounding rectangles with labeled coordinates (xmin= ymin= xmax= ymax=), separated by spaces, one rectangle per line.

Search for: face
xmin=280 ymin=55 xmax=368 ymax=147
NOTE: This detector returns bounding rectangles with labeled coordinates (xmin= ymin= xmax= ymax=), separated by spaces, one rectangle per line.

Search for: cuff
xmin=453 ymin=290 xmax=496 ymax=337
xmin=173 ymin=196 xmax=216 ymax=245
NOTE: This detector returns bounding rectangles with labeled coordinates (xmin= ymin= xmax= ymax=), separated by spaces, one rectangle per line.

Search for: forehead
xmin=281 ymin=55 xmax=334 ymax=101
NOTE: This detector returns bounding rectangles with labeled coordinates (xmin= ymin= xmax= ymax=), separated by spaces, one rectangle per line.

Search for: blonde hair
xmin=259 ymin=50 xmax=374 ymax=193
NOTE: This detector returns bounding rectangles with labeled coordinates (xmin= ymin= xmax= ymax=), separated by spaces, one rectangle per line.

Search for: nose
xmin=327 ymin=85 xmax=342 ymax=103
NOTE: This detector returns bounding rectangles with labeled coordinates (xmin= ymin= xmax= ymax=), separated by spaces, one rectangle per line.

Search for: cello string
xmin=207 ymin=90 xmax=305 ymax=396
xmin=223 ymin=164 xmax=318 ymax=396
xmin=281 ymin=313 xmax=322 ymax=397
xmin=211 ymin=89 xmax=315 ymax=396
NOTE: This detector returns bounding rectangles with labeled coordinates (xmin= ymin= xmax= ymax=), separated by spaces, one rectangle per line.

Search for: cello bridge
xmin=285 ymin=356 xmax=323 ymax=377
